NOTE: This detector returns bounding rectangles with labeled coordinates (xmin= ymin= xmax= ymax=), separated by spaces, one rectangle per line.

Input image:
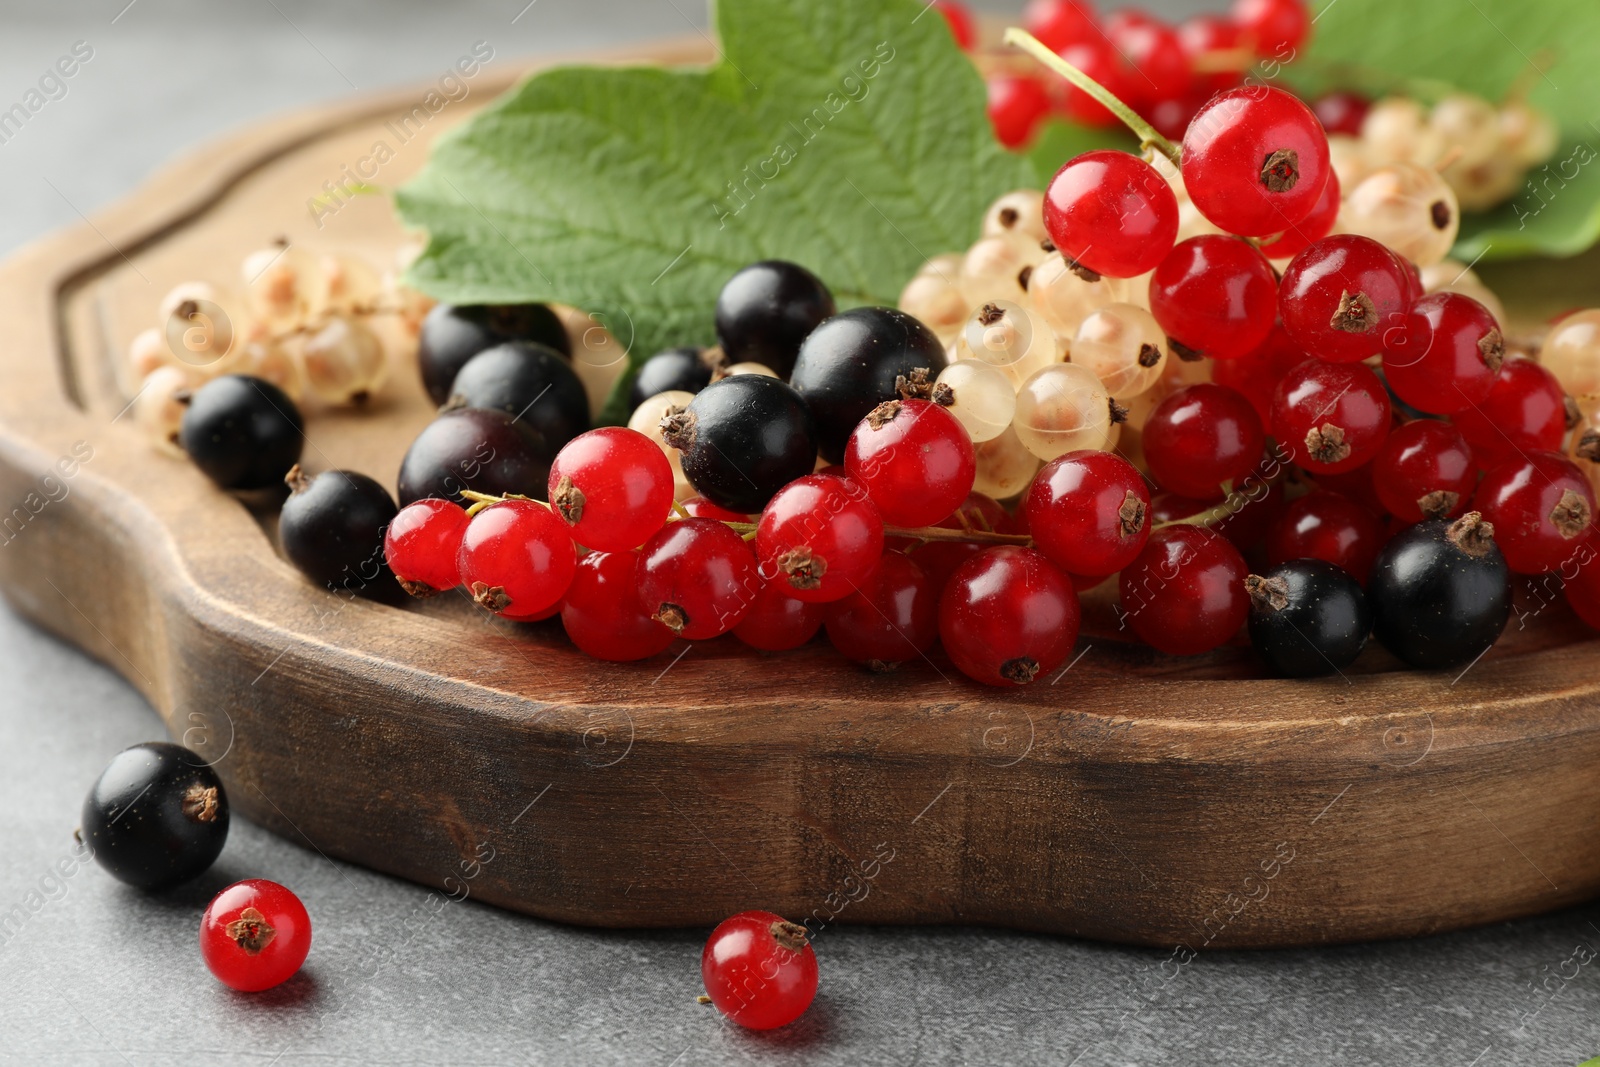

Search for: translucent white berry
xmin=302 ymin=316 xmax=387 ymax=404
xmin=1326 ymin=133 xmax=1374 ymax=192
xmin=134 ymin=366 xmax=196 ymax=454
xmin=1028 ymin=253 xmax=1116 ymax=340
xmin=314 ymin=253 xmax=383 ymax=316
xmin=158 ymin=281 xmax=219 ymax=324
xmin=960 ymin=233 xmax=1045 ymax=307
xmin=935 ymin=360 xmax=1016 ymax=443
xmin=1339 ymin=163 xmax=1460 ymax=267
xmin=1419 ymin=259 xmax=1507 ymax=327
xmin=1452 ymin=156 xmax=1524 ymax=213
xmin=955 ymin=300 xmax=1059 ymax=386
xmin=128 ymin=327 xmax=173 ymax=377
xmin=1361 ymin=97 xmax=1442 ymax=166
xmin=1541 ymin=310 xmax=1600 ymax=403
xmin=1071 ymin=303 xmax=1169 ymax=397
xmin=241 ymin=243 xmax=317 ymax=327
xmin=225 ymin=330 xmax=304 ymax=401
xmin=981 ymin=189 xmax=1049 ymax=245
xmin=1428 ymin=93 xmax=1501 ymax=171
xmin=971 ymin=424 xmax=1040 ymax=501
xmin=721 ymin=361 xmax=777 ymax=378
xmin=1012 ymin=362 xmax=1117 ymax=460
xmin=628 ymin=389 xmax=696 ymax=499
xmin=1500 ymin=101 xmax=1559 ymax=168
xmin=163 ymin=293 xmax=236 ymax=371
xmin=899 ymin=268 xmax=969 ymax=341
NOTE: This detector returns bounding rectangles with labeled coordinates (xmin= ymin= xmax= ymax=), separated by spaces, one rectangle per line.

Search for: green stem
xmin=1003 ymin=27 xmax=1182 ymax=166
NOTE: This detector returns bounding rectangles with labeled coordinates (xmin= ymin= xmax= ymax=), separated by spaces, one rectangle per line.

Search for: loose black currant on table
xmin=446 ymin=341 xmax=590 ymax=452
xmin=397 ymin=407 xmax=555 ymax=506
xmin=280 ymin=466 xmax=400 ymax=597
xmin=714 ymin=260 xmax=836 ymax=379
xmin=662 ymin=374 xmax=818 ymax=514
xmin=1368 ymin=513 xmax=1512 ymax=670
xmin=1245 ymin=559 xmax=1371 ymax=678
xmin=417 ymin=303 xmax=569 ymax=406
xmin=789 ymin=306 xmax=947 ymax=462
xmin=178 ymin=374 xmax=304 ymax=491
xmin=628 ymin=346 xmax=720 ymax=409
xmin=81 ymin=741 xmax=229 ymax=890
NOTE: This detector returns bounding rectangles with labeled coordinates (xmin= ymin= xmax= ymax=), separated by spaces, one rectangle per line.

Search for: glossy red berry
xmin=845 ymin=399 xmax=975 ymax=529
xmin=1278 ymin=235 xmax=1411 ymax=363
xmin=638 ymin=518 xmax=759 ymax=638
xmin=1371 ymin=419 xmax=1476 ymax=523
xmin=1103 ymin=10 xmax=1192 ymax=109
xmin=385 ymin=498 xmax=469 ymax=597
xmin=200 ymin=879 xmax=311 ymax=992
xmin=1143 ymin=384 xmax=1265 ymax=499
xmin=1231 ymin=0 xmax=1310 ymax=58
xmin=756 ymin=474 xmax=885 ymax=603
xmin=701 ymin=911 xmax=818 ymax=1031
xmin=1053 ymin=41 xmax=1137 ymax=128
xmin=457 ymin=499 xmax=577 ymax=620
xmin=1024 ymin=0 xmax=1099 ymax=51
xmin=1150 ymin=236 xmax=1278 ymax=360
xmin=940 ymin=547 xmax=1080 ymax=686
xmin=1382 ymin=293 xmax=1505 ymax=416
xmin=824 ymin=552 xmax=939 ymax=670
xmin=1452 ymin=358 xmax=1568 ymax=468
xmin=1178 ymin=15 xmax=1246 ymax=95
xmin=1312 ymin=91 xmax=1371 ymax=136
xmin=1181 ymin=86 xmax=1330 ymax=237
xmin=680 ymin=496 xmax=749 ymax=522
xmin=1024 ymin=449 xmax=1151 ymax=577
xmin=1255 ymin=167 xmax=1339 ymax=262
xmin=1265 ymin=489 xmax=1385 ymax=583
xmin=732 ymin=580 xmax=826 ymax=651
xmin=1043 ymin=150 xmax=1181 ymax=278
xmin=988 ymin=75 xmax=1052 ymax=149
xmin=548 ymin=427 xmax=674 ymax=552
xmin=1118 ymin=526 xmax=1249 ymax=655
xmin=1271 ymin=358 xmax=1392 ymax=474
xmin=906 ymin=492 xmax=1016 ymax=593
xmin=1210 ymin=321 xmax=1307 ymax=421
xmin=933 ymin=0 xmax=977 ymax=50
xmin=1471 ymin=452 xmax=1596 ymax=575
xmin=561 ymin=550 xmax=677 ymax=661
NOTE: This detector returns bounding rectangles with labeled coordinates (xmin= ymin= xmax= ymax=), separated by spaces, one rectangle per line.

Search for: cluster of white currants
xmin=1544 ymin=311 xmax=1600 ymax=497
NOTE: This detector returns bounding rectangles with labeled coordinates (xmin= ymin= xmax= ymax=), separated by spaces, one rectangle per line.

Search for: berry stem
xmin=1002 ymin=28 xmax=1182 ymax=166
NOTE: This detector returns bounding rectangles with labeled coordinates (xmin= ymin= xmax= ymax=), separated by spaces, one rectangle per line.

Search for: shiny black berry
xmin=397 ymin=407 xmax=554 ymax=506
xmin=629 ymin=346 xmax=721 ymax=409
xmin=446 ymin=341 xmax=590 ymax=452
xmin=418 ymin=303 xmax=570 ymax=406
xmin=715 ymin=261 xmax=836 ymax=379
xmin=1246 ymin=560 xmax=1371 ymax=677
xmin=663 ymin=374 xmax=817 ymax=513
xmin=81 ymin=742 xmax=229 ymax=890
xmin=178 ymin=375 xmax=303 ymax=491
xmin=1369 ymin=512 xmax=1511 ymax=670
xmin=280 ymin=466 xmax=399 ymax=597
xmin=789 ymin=307 xmax=948 ymax=462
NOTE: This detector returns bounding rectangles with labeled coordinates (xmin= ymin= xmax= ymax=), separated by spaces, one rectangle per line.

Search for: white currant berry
xmin=241 ymin=242 xmax=317 ymax=327
xmin=1428 ymin=93 xmax=1501 ymax=171
xmin=959 ymin=233 xmax=1045 ymax=307
xmin=1012 ymin=362 xmax=1117 ymax=460
xmin=1362 ymin=97 xmax=1444 ymax=166
xmin=935 ymin=360 xmax=1016 ymax=443
xmin=1452 ymin=156 xmax=1524 ymax=212
xmin=1071 ymin=303 xmax=1169 ymax=397
xmin=1326 ymin=133 xmax=1374 ymax=192
xmin=1541 ymin=310 xmax=1600 ymax=404
xmin=981 ymin=189 xmax=1048 ymax=245
xmin=158 ymin=281 xmax=220 ymax=324
xmin=383 ymin=272 xmax=436 ymax=339
xmin=1500 ymin=101 xmax=1559 ymax=168
xmin=1419 ymin=259 xmax=1507 ymax=327
xmin=302 ymin=315 xmax=387 ymax=404
xmin=224 ymin=330 xmax=304 ymax=401
xmin=721 ymin=361 xmax=778 ymax=378
xmin=1338 ymin=163 xmax=1459 ymax=267
xmin=134 ymin=365 xmax=197 ymax=454
xmin=956 ymin=299 xmax=1060 ymax=386
xmin=314 ymin=252 xmax=383 ymax=316
xmin=128 ymin=326 xmax=174 ymax=378
xmin=1028 ymin=253 xmax=1116 ymax=340
xmin=899 ymin=268 xmax=969 ymax=341
xmin=971 ymin=424 xmax=1040 ymax=501
xmin=628 ymin=389 xmax=696 ymax=499
xmin=162 ymin=293 xmax=236 ymax=371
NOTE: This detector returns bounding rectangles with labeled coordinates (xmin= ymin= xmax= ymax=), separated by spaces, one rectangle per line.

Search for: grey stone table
xmin=2 ymin=2 xmax=1599 ymax=1064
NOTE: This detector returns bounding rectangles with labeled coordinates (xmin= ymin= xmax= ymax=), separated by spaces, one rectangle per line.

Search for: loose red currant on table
xmin=1278 ymin=235 xmax=1411 ymax=363
xmin=1149 ymin=236 xmax=1278 ymax=360
xmin=639 ymin=518 xmax=759 ymax=638
xmin=547 ymin=427 xmax=673 ymax=552
xmin=988 ymin=75 xmax=1052 ymax=149
xmin=1181 ymin=86 xmax=1330 ymax=237
xmin=457 ymin=499 xmax=577 ymax=620
xmin=1256 ymin=168 xmax=1340 ymax=263
xmin=845 ymin=398 xmax=975 ymax=529
xmin=1118 ymin=526 xmax=1250 ymax=655
xmin=733 ymin=580 xmax=826 ymax=652
xmin=1372 ymin=419 xmax=1476 ymax=523
xmin=1231 ymin=0 xmax=1310 ymax=57
xmin=1043 ymin=150 xmax=1180 ymax=279
xmin=200 ymin=879 xmax=311 ymax=992
xmin=823 ymin=552 xmax=939 ymax=671
xmin=1451 ymin=357 xmax=1568 ymax=467
xmin=939 ymin=547 xmax=1080 ymax=686
xmin=1143 ymin=384 xmax=1265 ymax=499
xmin=561 ymin=551 xmax=676 ymax=662
xmin=1471 ymin=451 xmax=1596 ymax=575
xmin=1265 ymin=489 xmax=1386 ymax=583
xmin=702 ymin=911 xmax=818 ymax=1031
xmin=385 ymin=498 xmax=470 ymax=597
xmin=755 ymin=474 xmax=884 ymax=603
xmin=905 ymin=492 xmax=1016 ymax=593
xmin=1381 ymin=292 xmax=1504 ymax=416
xmin=1271 ymin=358 xmax=1392 ymax=474
xmin=1023 ymin=450 xmax=1151 ymax=577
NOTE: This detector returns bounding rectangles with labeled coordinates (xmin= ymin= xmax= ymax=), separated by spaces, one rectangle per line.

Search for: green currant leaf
xmin=1022 ymin=120 xmax=1138 ymax=185
xmin=395 ymin=0 xmax=1031 ymax=419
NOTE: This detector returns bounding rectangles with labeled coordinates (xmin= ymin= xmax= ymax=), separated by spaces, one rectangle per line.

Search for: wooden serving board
xmin=5 ymin=35 xmax=1600 ymax=950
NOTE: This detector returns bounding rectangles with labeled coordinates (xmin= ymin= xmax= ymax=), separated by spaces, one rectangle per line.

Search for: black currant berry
xmin=715 ymin=261 xmax=836 ymax=379
xmin=446 ymin=341 xmax=590 ymax=452
xmin=1369 ymin=512 xmax=1511 ymax=670
xmin=397 ymin=408 xmax=554 ymax=506
xmin=789 ymin=307 xmax=948 ymax=462
xmin=663 ymin=374 xmax=817 ymax=514
xmin=178 ymin=375 xmax=303 ymax=491
xmin=81 ymin=742 xmax=229 ymax=890
xmin=1246 ymin=560 xmax=1371 ymax=677
xmin=280 ymin=466 xmax=399 ymax=597
xmin=418 ymin=303 xmax=570 ymax=406
xmin=628 ymin=346 xmax=722 ymax=409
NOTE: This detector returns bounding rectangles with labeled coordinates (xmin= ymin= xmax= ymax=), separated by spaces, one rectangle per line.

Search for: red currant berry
xmin=638 ymin=518 xmax=759 ymax=638
xmin=1565 ymin=549 xmax=1600 ymax=630
xmin=457 ymin=499 xmax=577 ymax=620
xmin=1103 ymin=10 xmax=1192 ymax=108
xmin=906 ymin=492 xmax=1016 ymax=593
xmin=1231 ymin=0 xmax=1310 ymax=57
xmin=939 ymin=547 xmax=1080 ymax=686
xmin=680 ymin=495 xmax=749 ymax=522
xmin=1312 ymin=91 xmax=1371 ymax=136
xmin=1143 ymin=384 xmax=1265 ymax=498
xmin=1314 ymin=461 xmax=1389 ymax=517
xmin=701 ymin=911 xmax=818 ymax=1031
xmin=1278 ymin=235 xmax=1411 ymax=363
xmin=199 ymin=879 xmax=311 ymax=992
xmin=1382 ymin=293 xmax=1505 ymax=416
xmin=1024 ymin=0 xmax=1099 ymax=52
xmin=560 ymin=550 xmax=677 ymax=661
xmin=1150 ymin=483 xmax=1284 ymax=555
xmin=1024 ymin=449 xmax=1151 ymax=576
xmin=1255 ymin=167 xmax=1340 ymax=262
xmin=1265 ymin=488 xmax=1385 ymax=583
xmin=1178 ymin=15 xmax=1246 ymax=95
xmin=1181 ymin=86 xmax=1330 ymax=237
xmin=732 ymin=579 xmax=826 ymax=651
xmin=988 ymin=75 xmax=1052 ymax=149
xmin=1471 ymin=451 xmax=1596 ymax=575
xmin=934 ymin=0 xmax=977 ymax=50
xmin=1271 ymin=358 xmax=1392 ymax=474
xmin=385 ymin=498 xmax=469 ymax=597
xmin=548 ymin=427 xmax=674 ymax=552
xmin=824 ymin=552 xmax=938 ymax=670
xmin=1053 ymin=41 xmax=1137 ymax=128
xmin=1371 ymin=419 xmax=1476 ymax=523
xmin=1452 ymin=357 xmax=1568 ymax=468
xmin=756 ymin=473 xmax=885 ymax=603
xmin=1150 ymin=236 xmax=1278 ymax=359
xmin=1118 ymin=525 xmax=1249 ymax=655
xmin=1043 ymin=150 xmax=1180 ymax=278
xmin=845 ymin=399 xmax=975 ymax=529
xmin=1210 ymin=321 xmax=1307 ymax=421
